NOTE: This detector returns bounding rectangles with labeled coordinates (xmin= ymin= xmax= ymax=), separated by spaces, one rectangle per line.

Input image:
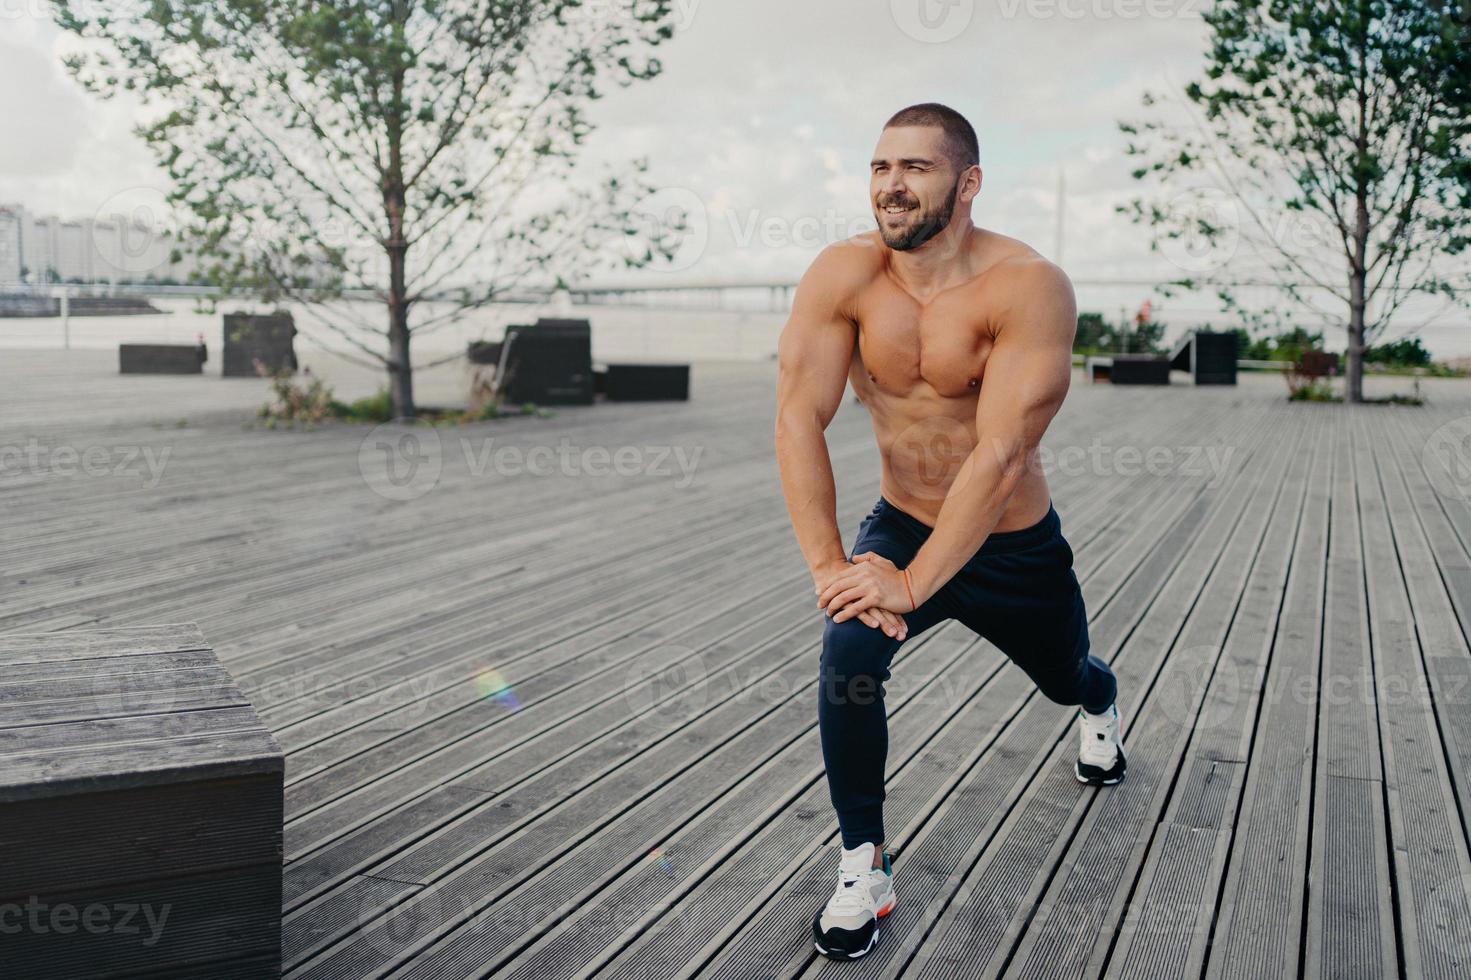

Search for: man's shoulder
xmin=799 ymin=232 xmax=887 ymax=295
xmin=973 ymin=232 xmax=1070 ymax=293
xmin=973 ymin=240 xmax=1076 ymax=338
xmin=981 ymin=243 xmax=1074 ymax=314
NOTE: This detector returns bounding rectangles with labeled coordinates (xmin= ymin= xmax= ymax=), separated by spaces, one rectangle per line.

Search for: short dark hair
xmin=883 ymin=103 xmax=979 ymax=170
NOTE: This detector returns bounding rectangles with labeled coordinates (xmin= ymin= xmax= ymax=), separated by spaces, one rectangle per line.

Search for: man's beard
xmin=876 ymin=184 xmax=958 ymax=251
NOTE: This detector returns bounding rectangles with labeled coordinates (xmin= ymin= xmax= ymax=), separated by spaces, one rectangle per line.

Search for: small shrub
xmin=1287 ymin=379 xmax=1342 ymax=402
xmin=257 ymin=364 xmax=336 ymax=424
xmin=336 ymin=389 xmax=394 ymax=423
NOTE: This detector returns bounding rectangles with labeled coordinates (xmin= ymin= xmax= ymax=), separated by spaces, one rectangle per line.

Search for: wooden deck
xmin=3 ymin=350 xmax=1471 ymax=978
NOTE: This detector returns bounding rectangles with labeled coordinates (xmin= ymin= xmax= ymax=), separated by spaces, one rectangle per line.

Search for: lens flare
xmin=473 ymin=668 xmax=521 ymax=709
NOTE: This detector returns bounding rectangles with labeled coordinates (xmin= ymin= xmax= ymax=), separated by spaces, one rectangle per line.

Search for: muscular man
xmin=775 ymin=103 xmax=1126 ymax=962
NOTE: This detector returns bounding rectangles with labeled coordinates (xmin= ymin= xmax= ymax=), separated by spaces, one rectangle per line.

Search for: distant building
xmin=0 ymin=201 xmax=211 ymax=287
xmin=0 ymin=206 xmax=21 ymax=284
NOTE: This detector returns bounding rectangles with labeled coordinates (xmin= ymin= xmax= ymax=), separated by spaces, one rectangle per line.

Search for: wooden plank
xmin=1361 ymin=407 xmax=1471 ymax=979
xmin=1204 ymin=405 xmax=1335 ymax=980
xmin=1107 ymin=408 xmax=1324 ymax=980
xmin=1303 ymin=409 xmax=1395 ymax=979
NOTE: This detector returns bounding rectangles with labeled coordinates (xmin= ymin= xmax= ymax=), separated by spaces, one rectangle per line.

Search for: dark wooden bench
xmin=119 ymin=344 xmax=205 ymax=375
xmin=599 ymin=363 xmax=691 ymax=401
xmin=0 ymin=623 xmax=283 ymax=979
xmin=1085 ymin=353 xmax=1173 ymax=385
xmin=1169 ymin=330 xmax=1238 ymax=385
xmin=223 ymin=312 xmax=298 ymax=377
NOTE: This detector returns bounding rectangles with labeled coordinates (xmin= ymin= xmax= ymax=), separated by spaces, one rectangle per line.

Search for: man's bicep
xmin=776 ymin=261 xmax=857 ymax=428
xmin=974 ymin=270 xmax=1076 ymax=458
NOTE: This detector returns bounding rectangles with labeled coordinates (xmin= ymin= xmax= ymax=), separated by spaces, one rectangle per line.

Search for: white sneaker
xmin=811 ymin=841 xmax=896 ymax=960
xmin=1076 ymin=702 xmax=1127 ymax=785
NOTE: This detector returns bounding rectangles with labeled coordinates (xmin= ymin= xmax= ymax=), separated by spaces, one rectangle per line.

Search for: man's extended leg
xmin=816 ymin=500 xmax=955 ymax=852
xmin=948 ymin=505 xmax=1125 ymax=782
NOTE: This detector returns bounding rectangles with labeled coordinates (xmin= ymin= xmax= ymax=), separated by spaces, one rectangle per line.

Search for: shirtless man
xmin=775 ymin=103 xmax=1126 ymax=962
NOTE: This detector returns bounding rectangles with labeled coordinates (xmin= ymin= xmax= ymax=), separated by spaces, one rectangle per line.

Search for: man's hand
xmin=817 ymin=552 xmax=914 ymax=626
xmin=812 ymin=558 xmax=908 ymax=640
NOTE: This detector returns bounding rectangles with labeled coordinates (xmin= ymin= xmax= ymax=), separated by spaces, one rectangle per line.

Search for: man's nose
xmin=878 ymin=171 xmax=907 ymax=197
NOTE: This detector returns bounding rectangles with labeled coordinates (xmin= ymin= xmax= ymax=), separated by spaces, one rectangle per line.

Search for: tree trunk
xmin=1346 ymin=22 xmax=1369 ymax=405
xmin=1347 ymin=263 xmax=1366 ymax=403
xmin=387 ymin=277 xmax=414 ymax=419
xmin=383 ymin=18 xmax=414 ymax=419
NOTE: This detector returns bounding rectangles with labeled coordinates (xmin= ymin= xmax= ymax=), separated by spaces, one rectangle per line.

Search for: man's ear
xmin=961 ymin=164 xmax=982 ymax=203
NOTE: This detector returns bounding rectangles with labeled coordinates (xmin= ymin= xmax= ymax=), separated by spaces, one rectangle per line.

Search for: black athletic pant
xmin=817 ymin=496 xmax=1116 ymax=849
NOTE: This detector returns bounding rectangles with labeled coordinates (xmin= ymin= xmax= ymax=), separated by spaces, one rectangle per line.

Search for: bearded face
xmin=870 ymin=124 xmax=972 ymax=251
xmin=875 ymin=182 xmax=959 ymax=251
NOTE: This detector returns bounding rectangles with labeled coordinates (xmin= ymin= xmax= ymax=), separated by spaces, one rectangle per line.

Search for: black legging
xmin=817 ymin=496 xmax=1117 ymax=849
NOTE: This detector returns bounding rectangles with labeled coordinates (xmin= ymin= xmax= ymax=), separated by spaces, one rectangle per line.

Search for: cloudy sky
xmin=1 ymin=0 xmax=1211 ymax=282
xmin=20 ymin=0 xmax=1465 ymax=353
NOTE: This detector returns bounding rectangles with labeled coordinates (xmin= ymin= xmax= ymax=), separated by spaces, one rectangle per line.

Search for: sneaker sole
xmin=812 ymin=896 xmax=896 ymax=960
xmin=1075 ymin=763 xmax=1126 ymax=786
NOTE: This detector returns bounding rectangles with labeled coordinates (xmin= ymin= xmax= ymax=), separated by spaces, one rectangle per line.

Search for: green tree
xmin=1365 ymin=336 xmax=1432 ymax=365
xmin=1119 ymin=0 xmax=1471 ymax=403
xmin=54 ymin=0 xmax=684 ymax=417
xmin=1074 ymin=312 xmax=1110 ymax=352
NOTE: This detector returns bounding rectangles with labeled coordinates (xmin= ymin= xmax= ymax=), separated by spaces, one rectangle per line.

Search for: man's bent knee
xmin=819 ymin=616 xmax=898 ymax=706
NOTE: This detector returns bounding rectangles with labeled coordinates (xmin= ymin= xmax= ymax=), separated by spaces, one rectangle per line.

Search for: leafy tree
xmin=1074 ymin=312 xmax=1110 ymax=352
xmin=1365 ymin=336 xmax=1432 ymax=365
xmin=1073 ymin=310 xmax=1167 ymax=354
xmin=1120 ymin=0 xmax=1471 ymax=403
xmin=1237 ymin=325 xmax=1328 ymax=361
xmin=54 ymin=0 xmax=684 ymax=417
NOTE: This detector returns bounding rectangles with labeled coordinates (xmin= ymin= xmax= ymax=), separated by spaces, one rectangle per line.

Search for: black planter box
xmin=1109 ymin=355 xmax=1172 ymax=385
xmin=119 ymin=344 xmax=205 ymax=375
xmin=223 ymin=312 xmax=298 ymax=377
xmin=604 ymin=363 xmax=690 ymax=401
xmin=0 ymin=624 xmax=284 ymax=979
xmin=502 ymin=319 xmax=594 ymax=405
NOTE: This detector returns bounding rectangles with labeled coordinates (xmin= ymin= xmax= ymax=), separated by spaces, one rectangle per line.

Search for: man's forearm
xmin=775 ymin=419 xmax=849 ymax=576
xmin=903 ymin=444 xmax=1029 ymax=604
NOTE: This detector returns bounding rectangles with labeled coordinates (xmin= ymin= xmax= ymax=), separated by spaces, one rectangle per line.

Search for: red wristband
xmin=902 ymin=568 xmax=917 ymax=612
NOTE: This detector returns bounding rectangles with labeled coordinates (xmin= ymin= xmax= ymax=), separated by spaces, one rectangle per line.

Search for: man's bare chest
xmin=850 ymin=287 xmax=996 ymax=399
